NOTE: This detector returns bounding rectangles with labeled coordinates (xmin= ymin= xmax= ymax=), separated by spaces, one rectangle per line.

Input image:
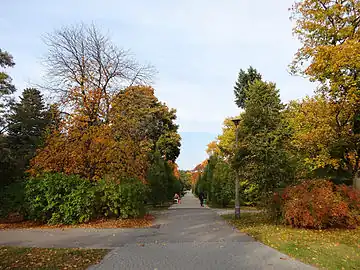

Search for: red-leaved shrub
xmin=277 ymin=179 xmax=360 ymax=229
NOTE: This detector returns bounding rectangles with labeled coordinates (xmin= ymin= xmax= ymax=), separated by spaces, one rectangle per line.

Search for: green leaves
xmin=234 ymin=66 xmax=262 ymax=109
xmin=147 ymin=151 xmax=178 ymax=205
xmin=24 ymin=173 xmax=147 ymax=224
xmin=25 ymin=173 xmax=96 ymax=224
xmin=239 ymin=79 xmax=294 ymax=193
xmin=4 ymin=88 xmax=50 ymax=182
xmin=0 ymin=49 xmax=15 ymax=97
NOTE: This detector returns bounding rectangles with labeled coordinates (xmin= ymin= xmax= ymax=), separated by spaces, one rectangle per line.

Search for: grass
xmin=0 ymin=246 xmax=108 ymax=269
xmin=223 ymin=213 xmax=360 ymax=270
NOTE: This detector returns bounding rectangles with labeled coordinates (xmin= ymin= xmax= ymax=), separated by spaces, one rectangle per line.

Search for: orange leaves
xmin=280 ymin=180 xmax=360 ymax=229
xmin=0 ymin=217 xmax=153 ymax=230
xmin=206 ymin=141 xmax=220 ymax=157
xmin=30 ymin=85 xmax=179 ymax=182
xmin=168 ymin=161 xmax=180 ymax=179
xmin=30 ymin=106 xmax=149 ymax=181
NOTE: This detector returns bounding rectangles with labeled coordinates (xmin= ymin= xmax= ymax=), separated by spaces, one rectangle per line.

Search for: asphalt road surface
xmin=0 ymin=192 xmax=315 ymax=270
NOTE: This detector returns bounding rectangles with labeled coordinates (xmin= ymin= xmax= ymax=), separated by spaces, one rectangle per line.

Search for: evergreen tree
xmin=0 ymin=49 xmax=16 ymax=185
xmin=234 ymin=66 xmax=262 ymax=109
xmin=210 ymin=156 xmax=235 ymax=207
xmin=240 ymin=80 xmax=294 ymax=194
xmin=6 ymin=88 xmax=50 ymax=179
xmin=147 ymin=151 xmax=177 ymax=205
xmin=0 ymin=49 xmax=16 ymax=131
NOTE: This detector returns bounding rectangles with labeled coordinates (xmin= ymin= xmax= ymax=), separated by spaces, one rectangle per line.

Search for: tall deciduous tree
xmin=42 ymin=23 xmax=156 ymax=123
xmin=30 ymin=114 xmax=149 ymax=181
xmin=290 ymin=0 xmax=360 ymax=188
xmin=215 ymin=117 xmax=239 ymax=159
xmin=234 ymin=66 xmax=262 ymax=109
xmin=111 ymin=86 xmax=181 ymax=162
xmin=30 ymin=85 xmax=180 ymax=182
xmin=287 ymin=95 xmax=358 ymax=184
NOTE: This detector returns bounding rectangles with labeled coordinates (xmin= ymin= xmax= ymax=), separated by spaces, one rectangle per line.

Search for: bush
xmin=94 ymin=178 xmax=147 ymax=219
xmin=276 ymin=179 xmax=360 ymax=229
xmin=118 ymin=179 xmax=147 ymax=218
xmin=95 ymin=179 xmax=121 ymax=218
xmin=25 ymin=173 xmax=96 ymax=224
xmin=0 ymin=181 xmax=26 ymax=219
xmin=24 ymin=173 xmax=148 ymax=224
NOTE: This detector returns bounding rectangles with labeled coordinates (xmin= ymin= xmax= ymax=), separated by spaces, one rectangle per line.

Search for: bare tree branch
xmin=40 ymin=23 xmax=156 ymax=123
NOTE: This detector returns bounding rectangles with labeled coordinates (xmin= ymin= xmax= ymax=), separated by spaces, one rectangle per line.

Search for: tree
xmin=290 ymin=0 xmax=360 ymax=188
xmin=6 ymin=88 xmax=50 ymax=179
xmin=0 ymin=49 xmax=16 ymax=185
xmin=147 ymin=151 xmax=177 ymax=205
xmin=0 ymin=49 xmax=15 ymax=134
xmin=240 ymin=80 xmax=294 ymax=194
xmin=287 ymin=95 xmax=357 ymax=184
xmin=111 ymin=86 xmax=181 ymax=162
xmin=206 ymin=140 xmax=220 ymax=157
xmin=234 ymin=66 xmax=262 ymax=109
xmin=205 ymin=118 xmax=261 ymax=207
xmin=42 ymin=23 xmax=156 ymax=123
xmin=179 ymin=170 xmax=192 ymax=191
xmin=191 ymin=160 xmax=208 ymax=191
xmin=210 ymin=157 xmax=235 ymax=207
xmin=29 ymin=107 xmax=150 ymax=181
xmin=216 ymin=118 xmax=237 ymax=158
xmin=30 ymin=86 xmax=180 ymax=182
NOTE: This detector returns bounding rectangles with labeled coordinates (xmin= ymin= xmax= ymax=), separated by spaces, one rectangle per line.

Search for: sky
xmin=1 ymin=0 xmax=316 ymax=170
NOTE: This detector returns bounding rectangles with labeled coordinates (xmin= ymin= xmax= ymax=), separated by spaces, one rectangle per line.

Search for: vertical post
xmin=234 ymin=124 xmax=240 ymax=219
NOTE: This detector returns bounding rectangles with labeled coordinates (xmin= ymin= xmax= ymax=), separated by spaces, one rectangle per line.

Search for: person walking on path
xmin=198 ymin=191 xmax=205 ymax=207
xmin=174 ymin=193 xmax=181 ymax=204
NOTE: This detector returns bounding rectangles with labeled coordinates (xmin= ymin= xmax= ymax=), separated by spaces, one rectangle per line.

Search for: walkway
xmin=0 ymin=192 xmax=315 ymax=269
xmin=168 ymin=190 xmax=207 ymax=209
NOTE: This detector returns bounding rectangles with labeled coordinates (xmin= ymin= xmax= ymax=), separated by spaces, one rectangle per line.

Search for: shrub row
xmin=270 ymin=179 xmax=360 ymax=229
xmin=1 ymin=173 xmax=148 ymax=224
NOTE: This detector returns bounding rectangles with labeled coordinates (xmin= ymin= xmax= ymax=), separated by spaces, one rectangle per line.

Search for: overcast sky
xmin=1 ymin=0 xmax=316 ymax=170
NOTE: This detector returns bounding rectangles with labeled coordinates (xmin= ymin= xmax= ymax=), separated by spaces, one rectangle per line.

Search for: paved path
xmin=168 ymin=190 xmax=207 ymax=209
xmin=0 ymin=192 xmax=315 ymax=269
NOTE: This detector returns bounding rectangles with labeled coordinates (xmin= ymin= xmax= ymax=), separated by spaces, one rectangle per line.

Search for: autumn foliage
xmin=278 ymin=180 xmax=360 ymax=229
xmin=29 ymin=85 xmax=179 ymax=182
xmin=30 ymin=121 xmax=148 ymax=181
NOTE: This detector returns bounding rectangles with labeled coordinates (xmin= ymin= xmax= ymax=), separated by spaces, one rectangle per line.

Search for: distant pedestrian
xmin=198 ymin=191 xmax=205 ymax=207
xmin=174 ymin=193 xmax=181 ymax=204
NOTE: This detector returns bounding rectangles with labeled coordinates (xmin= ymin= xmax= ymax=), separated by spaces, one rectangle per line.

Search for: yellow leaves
xmin=287 ymin=95 xmax=343 ymax=170
xmin=292 ymin=0 xmax=360 ymax=112
xmin=206 ymin=141 xmax=220 ymax=156
xmin=31 ymin=84 xmax=180 ymax=183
